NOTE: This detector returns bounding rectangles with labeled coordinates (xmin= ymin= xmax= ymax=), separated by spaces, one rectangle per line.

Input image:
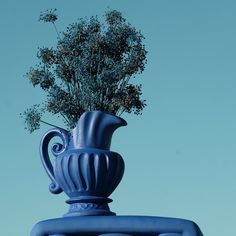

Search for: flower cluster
xmin=21 ymin=105 xmax=42 ymax=133
xmin=39 ymin=9 xmax=58 ymax=23
xmin=23 ymin=10 xmax=147 ymax=132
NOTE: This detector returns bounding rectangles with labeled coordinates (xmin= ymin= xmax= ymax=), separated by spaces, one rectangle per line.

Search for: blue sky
xmin=0 ymin=0 xmax=236 ymax=235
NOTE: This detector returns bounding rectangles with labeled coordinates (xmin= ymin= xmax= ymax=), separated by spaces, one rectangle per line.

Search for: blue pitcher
xmin=40 ymin=111 xmax=127 ymax=216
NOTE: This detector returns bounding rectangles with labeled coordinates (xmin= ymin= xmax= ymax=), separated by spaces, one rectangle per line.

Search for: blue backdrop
xmin=0 ymin=0 xmax=235 ymax=235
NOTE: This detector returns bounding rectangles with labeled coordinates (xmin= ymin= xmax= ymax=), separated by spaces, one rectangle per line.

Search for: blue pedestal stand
xmin=31 ymin=215 xmax=203 ymax=236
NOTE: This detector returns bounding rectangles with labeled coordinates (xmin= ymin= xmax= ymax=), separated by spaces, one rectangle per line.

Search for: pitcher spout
xmin=70 ymin=111 xmax=127 ymax=150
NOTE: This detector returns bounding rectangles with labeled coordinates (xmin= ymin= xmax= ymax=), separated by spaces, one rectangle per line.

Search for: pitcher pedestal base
xmin=64 ymin=197 xmax=115 ymax=217
xmin=64 ymin=202 xmax=115 ymax=217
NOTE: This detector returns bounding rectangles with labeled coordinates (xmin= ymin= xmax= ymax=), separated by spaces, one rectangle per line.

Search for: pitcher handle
xmin=40 ymin=128 xmax=69 ymax=194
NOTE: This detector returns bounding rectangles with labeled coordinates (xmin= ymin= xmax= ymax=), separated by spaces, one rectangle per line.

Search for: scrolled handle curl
xmin=40 ymin=128 xmax=69 ymax=194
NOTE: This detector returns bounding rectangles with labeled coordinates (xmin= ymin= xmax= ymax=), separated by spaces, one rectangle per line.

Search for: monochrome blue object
xmin=40 ymin=111 xmax=126 ymax=216
xmin=32 ymin=111 xmax=203 ymax=236
xmin=31 ymin=215 xmax=203 ymax=236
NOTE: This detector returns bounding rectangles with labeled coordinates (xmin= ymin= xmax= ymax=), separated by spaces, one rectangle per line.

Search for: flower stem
xmin=40 ymin=119 xmax=67 ymax=131
xmin=52 ymin=22 xmax=61 ymax=39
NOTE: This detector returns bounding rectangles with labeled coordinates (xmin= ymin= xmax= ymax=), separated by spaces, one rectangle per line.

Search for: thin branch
xmin=40 ymin=119 xmax=67 ymax=131
xmin=52 ymin=22 xmax=61 ymax=40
